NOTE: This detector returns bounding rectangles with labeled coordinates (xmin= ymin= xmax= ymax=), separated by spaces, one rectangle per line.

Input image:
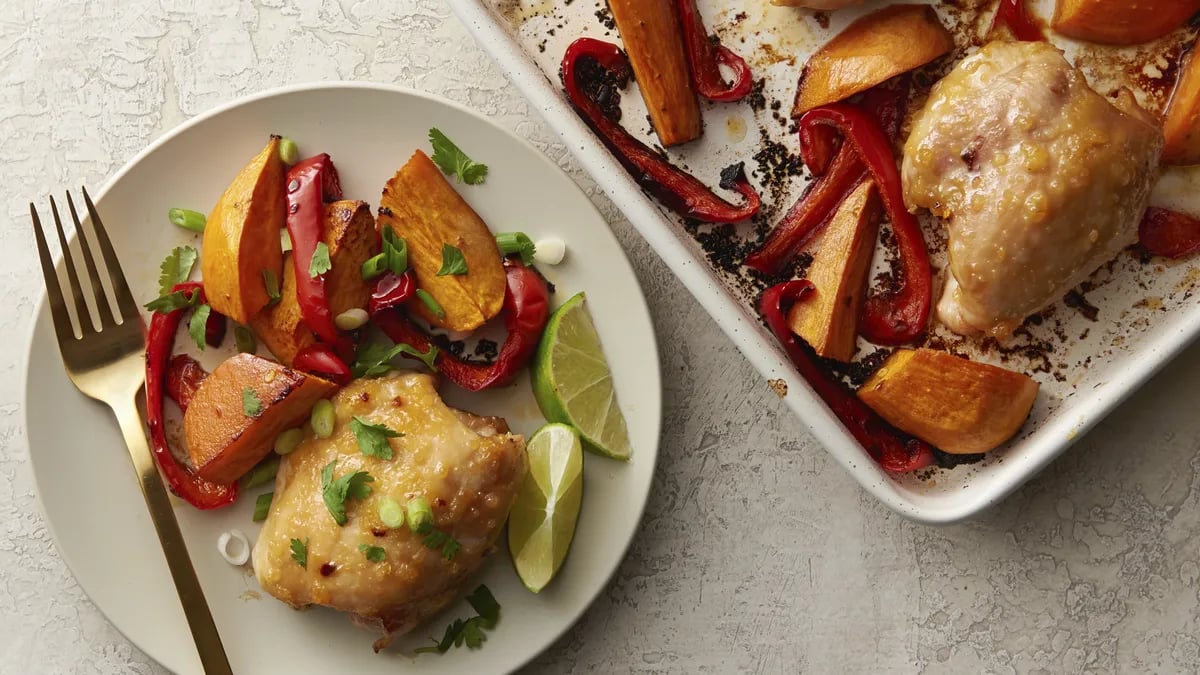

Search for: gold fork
xmin=30 ymin=188 xmax=234 ymax=675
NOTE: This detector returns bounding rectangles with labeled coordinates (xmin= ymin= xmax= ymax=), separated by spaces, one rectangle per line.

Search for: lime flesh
xmin=509 ymin=423 xmax=583 ymax=593
xmin=530 ymin=292 xmax=632 ymax=460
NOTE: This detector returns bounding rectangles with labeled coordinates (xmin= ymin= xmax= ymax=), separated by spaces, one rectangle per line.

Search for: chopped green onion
xmin=415 ymin=289 xmax=445 ymax=319
xmin=495 ymin=232 xmax=537 ymax=266
xmin=406 ymin=496 xmax=433 ymax=533
xmin=168 ymin=208 xmax=206 ymax=233
xmin=263 ymin=269 xmax=281 ymax=305
xmin=274 ymin=428 xmax=304 ymax=456
xmin=280 ymin=228 xmax=293 ymax=253
xmin=381 ymin=226 xmax=408 ymax=274
xmin=234 ymin=325 xmax=257 ymax=353
xmin=361 ymin=252 xmax=388 ymax=280
xmin=335 ymin=308 xmax=369 ymax=331
xmin=311 ymin=399 xmax=335 ymax=439
xmin=378 ymin=496 xmax=405 ymax=529
xmin=278 ymin=137 xmax=300 ymax=165
xmin=252 ymin=492 xmax=273 ymax=522
xmin=242 ymin=457 xmax=279 ymax=489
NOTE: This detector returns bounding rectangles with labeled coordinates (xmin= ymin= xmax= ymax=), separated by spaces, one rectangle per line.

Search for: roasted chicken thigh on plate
xmin=902 ymin=40 xmax=1163 ymax=338
xmin=252 ymin=371 xmax=527 ymax=649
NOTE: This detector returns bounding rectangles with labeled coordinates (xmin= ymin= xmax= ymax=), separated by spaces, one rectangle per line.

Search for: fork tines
xmin=30 ymin=188 xmax=139 ymax=340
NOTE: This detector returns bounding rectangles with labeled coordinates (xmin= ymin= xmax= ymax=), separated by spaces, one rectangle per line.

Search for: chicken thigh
xmin=902 ymin=40 xmax=1162 ymax=338
xmin=252 ymin=371 xmax=526 ymax=649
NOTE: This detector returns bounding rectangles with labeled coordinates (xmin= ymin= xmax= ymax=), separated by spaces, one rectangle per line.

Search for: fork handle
xmin=113 ymin=398 xmax=234 ymax=675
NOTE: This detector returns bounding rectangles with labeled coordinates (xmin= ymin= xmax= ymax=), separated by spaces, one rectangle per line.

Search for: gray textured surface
xmin=4 ymin=2 xmax=1200 ymax=673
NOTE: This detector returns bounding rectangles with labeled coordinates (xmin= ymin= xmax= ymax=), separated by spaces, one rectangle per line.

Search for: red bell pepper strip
xmin=373 ymin=259 xmax=551 ymax=391
xmin=990 ymin=0 xmax=1045 ymax=42
xmin=368 ymin=271 xmax=416 ymax=315
xmin=285 ymin=153 xmax=347 ymax=350
xmin=292 ymin=343 xmax=353 ymax=386
xmin=144 ymin=282 xmax=237 ymax=510
xmin=165 ymin=354 xmax=207 ymax=411
xmin=676 ymin=0 xmax=753 ymax=102
xmin=798 ymin=104 xmax=932 ymax=345
xmin=748 ymin=80 xmax=910 ymax=275
xmin=1138 ymin=207 xmax=1200 ymax=259
xmin=744 ymin=149 xmax=868 ymax=275
xmin=761 ymin=280 xmax=934 ymax=473
xmin=562 ymin=37 xmax=761 ymax=223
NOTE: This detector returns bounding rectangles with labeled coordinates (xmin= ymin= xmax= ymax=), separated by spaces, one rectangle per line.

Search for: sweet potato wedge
xmin=608 ymin=0 xmax=702 ymax=146
xmin=1162 ymin=43 xmax=1200 ymax=165
xmin=202 ymin=136 xmax=286 ymax=324
xmin=792 ymin=4 xmax=953 ymax=117
xmin=1052 ymin=0 xmax=1200 ymax=45
xmin=857 ymin=349 xmax=1039 ymax=454
xmin=183 ymin=353 xmax=337 ymax=484
xmin=251 ymin=200 xmax=377 ymax=365
xmin=377 ymin=150 xmax=505 ymax=332
xmin=787 ymin=180 xmax=880 ymax=362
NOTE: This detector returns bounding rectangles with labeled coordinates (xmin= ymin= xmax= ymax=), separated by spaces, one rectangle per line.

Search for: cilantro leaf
xmin=429 ymin=128 xmax=488 ymax=185
xmin=242 ymin=387 xmax=262 ymax=417
xmin=351 ymin=340 xmax=439 ymax=377
xmin=157 ymin=246 xmax=198 ymax=296
xmin=358 ymin=543 xmax=386 ymax=563
xmin=290 ymin=537 xmax=308 ymax=569
xmin=252 ymin=492 xmax=273 ymax=522
xmin=143 ymin=288 xmax=199 ymax=314
xmin=466 ymin=584 xmax=500 ymax=626
xmin=320 ymin=459 xmax=374 ymax=526
xmin=414 ymin=585 xmax=499 ymax=656
xmin=416 ymin=520 xmax=462 ymax=560
xmin=188 ymin=303 xmax=211 ymax=350
xmin=349 ymin=416 xmax=402 ymax=459
xmin=309 ymin=242 xmax=332 ymax=278
xmin=262 ymin=269 xmax=281 ymax=305
xmin=436 ymin=244 xmax=468 ymax=276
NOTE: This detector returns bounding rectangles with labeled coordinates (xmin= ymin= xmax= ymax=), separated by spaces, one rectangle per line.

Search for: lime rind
xmin=531 ymin=293 xmax=632 ymax=460
xmin=509 ymin=423 xmax=583 ymax=593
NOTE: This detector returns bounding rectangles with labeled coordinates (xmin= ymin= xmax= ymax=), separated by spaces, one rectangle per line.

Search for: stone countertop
xmin=4 ymin=2 xmax=1200 ymax=673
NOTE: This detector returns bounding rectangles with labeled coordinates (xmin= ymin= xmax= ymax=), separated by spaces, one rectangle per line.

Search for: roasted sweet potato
xmin=1052 ymin=0 xmax=1200 ymax=45
xmin=1163 ymin=44 xmax=1200 ymax=165
xmin=608 ymin=0 xmax=702 ymax=146
xmin=858 ymin=349 xmax=1039 ymax=454
xmin=792 ymin=4 xmax=953 ymax=117
xmin=787 ymin=180 xmax=880 ymax=362
xmin=183 ymin=353 xmax=337 ymax=484
xmin=377 ymin=151 xmax=506 ymax=332
xmin=250 ymin=200 xmax=377 ymax=365
xmin=202 ymin=136 xmax=286 ymax=324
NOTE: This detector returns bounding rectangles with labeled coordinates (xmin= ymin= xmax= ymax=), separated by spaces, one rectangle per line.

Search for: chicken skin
xmin=902 ymin=41 xmax=1162 ymax=338
xmin=252 ymin=371 xmax=526 ymax=649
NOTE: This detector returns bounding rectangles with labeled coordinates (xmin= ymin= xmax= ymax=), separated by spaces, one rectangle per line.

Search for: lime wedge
xmin=530 ymin=292 xmax=632 ymax=460
xmin=509 ymin=423 xmax=584 ymax=593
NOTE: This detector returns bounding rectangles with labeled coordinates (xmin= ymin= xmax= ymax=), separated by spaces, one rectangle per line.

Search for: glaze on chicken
xmin=252 ymin=371 xmax=526 ymax=650
xmin=902 ymin=41 xmax=1163 ymax=338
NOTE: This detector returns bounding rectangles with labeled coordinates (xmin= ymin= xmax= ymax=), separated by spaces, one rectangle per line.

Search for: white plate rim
xmin=21 ymin=81 xmax=663 ymax=673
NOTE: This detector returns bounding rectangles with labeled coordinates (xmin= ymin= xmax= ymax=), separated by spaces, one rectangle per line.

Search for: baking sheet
xmin=455 ymin=0 xmax=1200 ymax=520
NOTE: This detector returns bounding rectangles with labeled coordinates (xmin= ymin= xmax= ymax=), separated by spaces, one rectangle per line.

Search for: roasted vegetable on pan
xmin=1051 ymin=0 xmax=1200 ymax=46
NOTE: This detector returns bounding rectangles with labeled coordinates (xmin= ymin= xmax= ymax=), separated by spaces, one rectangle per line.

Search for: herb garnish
xmin=143 ymin=287 xmax=200 ymax=314
xmin=349 ymin=416 xmax=403 ymax=460
xmin=414 ymin=585 xmax=500 ymax=654
xmin=252 ymin=492 xmax=273 ymax=522
xmin=290 ymin=537 xmax=308 ymax=569
xmin=309 ymin=241 xmax=332 ymax=278
xmin=320 ymin=459 xmax=374 ymax=526
xmin=358 ymin=544 xmax=386 ymax=563
xmin=242 ymin=387 xmax=262 ymax=417
xmin=415 ymin=289 xmax=445 ymax=319
xmin=263 ymin=269 xmax=282 ymax=305
xmin=187 ymin=303 xmax=211 ymax=350
xmin=437 ymin=243 xmax=469 ymax=276
xmin=429 ymin=128 xmax=488 ymax=185
xmin=351 ymin=340 xmax=439 ymax=377
xmin=156 ymin=246 xmax=198 ymax=295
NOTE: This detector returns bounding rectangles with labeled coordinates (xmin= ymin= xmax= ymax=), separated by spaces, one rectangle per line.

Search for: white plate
xmin=22 ymin=83 xmax=661 ymax=675
xmin=454 ymin=1 xmax=1200 ymax=523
